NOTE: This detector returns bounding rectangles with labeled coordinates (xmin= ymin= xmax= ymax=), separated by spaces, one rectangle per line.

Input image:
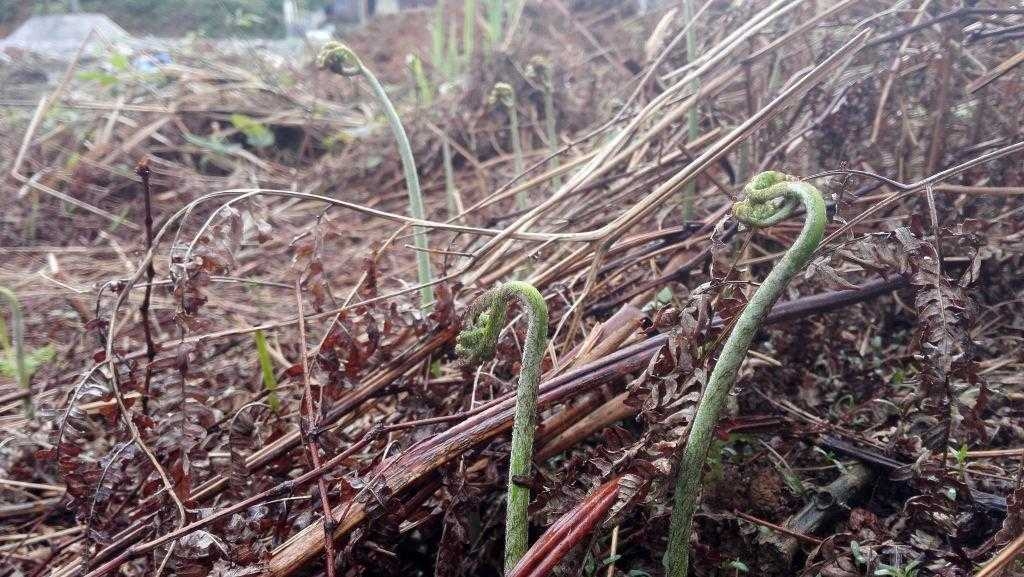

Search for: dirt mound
xmin=0 ymin=13 xmax=132 ymax=58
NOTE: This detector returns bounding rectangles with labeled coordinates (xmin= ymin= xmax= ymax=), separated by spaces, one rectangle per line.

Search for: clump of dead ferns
xmin=5 ymin=2 xmax=1024 ymax=577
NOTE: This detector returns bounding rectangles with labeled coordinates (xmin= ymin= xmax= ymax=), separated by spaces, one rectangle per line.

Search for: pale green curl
xmin=664 ymin=171 xmax=827 ymax=576
xmin=457 ymin=281 xmax=549 ymax=572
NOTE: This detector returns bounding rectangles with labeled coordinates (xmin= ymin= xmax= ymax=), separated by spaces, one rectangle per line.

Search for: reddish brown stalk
xmin=924 ymin=34 xmax=954 ymax=177
xmin=509 ymin=478 xmax=621 ymax=577
xmin=135 ymin=157 xmax=156 ymax=414
xmin=976 ymin=531 xmax=1024 ymax=577
xmin=733 ymin=510 xmax=823 ymax=545
xmin=536 ymin=392 xmax=633 ymax=460
xmin=294 ymin=280 xmax=337 ymax=577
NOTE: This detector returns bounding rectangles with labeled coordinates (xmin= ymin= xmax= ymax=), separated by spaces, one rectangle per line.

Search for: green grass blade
xmin=253 ymin=329 xmax=279 ymax=412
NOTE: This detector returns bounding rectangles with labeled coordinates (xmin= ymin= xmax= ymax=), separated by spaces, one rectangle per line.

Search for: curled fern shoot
xmin=664 ymin=171 xmax=826 ymax=576
xmin=318 ymin=42 xmax=435 ymax=311
xmin=457 ymin=281 xmax=549 ymax=571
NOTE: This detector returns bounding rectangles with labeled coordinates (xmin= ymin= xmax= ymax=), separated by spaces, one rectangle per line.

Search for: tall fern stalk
xmin=446 ymin=21 xmax=460 ymax=76
xmin=406 ymin=54 xmax=433 ymax=106
xmin=489 ymin=82 xmax=526 ymax=211
xmin=462 ymin=0 xmax=476 ymax=63
xmin=318 ymin=43 xmax=435 ymax=310
xmin=430 ymin=0 xmax=446 ymax=76
xmin=442 ymin=135 xmax=459 ymax=218
xmin=527 ymin=57 xmax=559 ymax=188
xmin=484 ymin=0 xmax=504 ymax=50
xmin=457 ymin=282 xmax=549 ymax=571
xmin=0 ymin=287 xmax=30 ymax=417
xmin=664 ymin=172 xmax=826 ymax=576
xmin=680 ymin=0 xmax=700 ymax=219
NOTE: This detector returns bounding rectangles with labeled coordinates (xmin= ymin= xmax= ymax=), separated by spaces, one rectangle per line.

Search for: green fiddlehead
xmin=457 ymin=281 xmax=549 ymax=572
xmin=664 ymin=171 xmax=826 ymax=576
xmin=317 ymin=42 xmax=436 ymax=311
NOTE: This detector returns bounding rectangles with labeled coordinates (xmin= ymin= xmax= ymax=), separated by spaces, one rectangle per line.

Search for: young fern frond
xmin=446 ymin=20 xmax=460 ymax=76
xmin=457 ymin=281 xmax=548 ymax=571
xmin=489 ymin=82 xmax=526 ymax=211
xmin=462 ymin=0 xmax=476 ymax=64
xmin=526 ymin=56 xmax=559 ymax=188
xmin=318 ymin=42 xmax=436 ymax=311
xmin=484 ymin=0 xmax=504 ymax=50
xmin=680 ymin=0 xmax=700 ymax=219
xmin=0 ymin=286 xmax=31 ymax=417
xmin=430 ymin=0 xmax=446 ymax=77
xmin=664 ymin=171 xmax=827 ymax=576
xmin=406 ymin=54 xmax=433 ymax=106
xmin=441 ymin=134 xmax=461 ymax=219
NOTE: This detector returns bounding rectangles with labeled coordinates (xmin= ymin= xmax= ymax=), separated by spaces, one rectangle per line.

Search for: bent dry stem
xmin=317 ymin=42 xmax=435 ymax=311
xmin=456 ymin=281 xmax=548 ymax=571
xmin=664 ymin=171 xmax=826 ymax=576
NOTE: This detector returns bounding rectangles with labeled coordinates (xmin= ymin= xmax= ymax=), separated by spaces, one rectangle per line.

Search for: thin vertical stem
xmin=442 ymin=135 xmax=462 ymax=219
xmin=294 ymin=281 xmax=337 ymax=577
xmin=431 ymin=0 xmax=446 ymax=75
xmin=490 ymin=82 xmax=526 ymax=211
xmin=318 ymin=44 xmax=435 ymax=310
xmin=136 ymin=158 xmax=156 ymax=415
xmin=463 ymin=0 xmax=476 ymax=63
xmin=0 ymin=287 xmax=30 ymax=417
xmin=680 ymin=0 xmax=701 ymax=220
xmin=509 ymin=104 xmax=525 ymax=207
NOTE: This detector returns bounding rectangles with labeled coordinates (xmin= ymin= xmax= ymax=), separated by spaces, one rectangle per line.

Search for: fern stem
xmin=484 ymin=0 xmax=503 ymax=50
xmin=457 ymin=281 xmax=549 ymax=571
xmin=431 ymin=0 xmax=446 ymax=76
xmin=680 ymin=0 xmax=700 ymax=220
xmin=490 ymin=82 xmax=526 ymax=211
xmin=318 ymin=43 xmax=435 ymax=311
xmin=447 ymin=19 xmax=460 ymax=76
xmin=406 ymin=54 xmax=433 ymax=106
xmin=463 ymin=0 xmax=476 ymax=63
xmin=0 ymin=286 xmax=31 ymax=418
xmin=528 ymin=56 xmax=559 ymax=188
xmin=664 ymin=172 xmax=826 ymax=576
xmin=442 ymin=134 xmax=460 ymax=218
